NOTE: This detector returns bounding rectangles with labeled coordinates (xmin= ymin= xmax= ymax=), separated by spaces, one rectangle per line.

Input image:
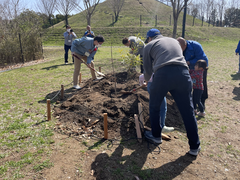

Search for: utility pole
xmin=182 ymin=0 xmax=187 ymax=38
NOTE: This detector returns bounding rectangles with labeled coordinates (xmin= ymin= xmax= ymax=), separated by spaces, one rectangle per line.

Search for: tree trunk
xmin=87 ymin=14 xmax=91 ymax=26
xmin=115 ymin=14 xmax=119 ymax=23
xmin=65 ymin=14 xmax=68 ymax=26
xmin=192 ymin=17 xmax=195 ymax=26
xmin=172 ymin=18 xmax=178 ymax=38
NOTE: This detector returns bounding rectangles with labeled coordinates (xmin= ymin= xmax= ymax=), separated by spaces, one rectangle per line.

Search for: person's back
xmin=143 ymin=29 xmax=200 ymax=156
xmin=143 ymin=35 xmax=187 ymax=81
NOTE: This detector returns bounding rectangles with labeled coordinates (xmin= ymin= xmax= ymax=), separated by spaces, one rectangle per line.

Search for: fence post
xmin=47 ymin=99 xmax=51 ymax=121
xmin=40 ymin=33 xmax=44 ymax=59
xmin=202 ymin=16 xmax=204 ymax=26
xmin=140 ymin=15 xmax=142 ymax=27
xmin=18 ymin=33 xmax=24 ymax=64
xmin=155 ymin=15 xmax=157 ymax=27
xmin=61 ymin=85 xmax=64 ymax=100
xmin=208 ymin=17 xmax=210 ymax=26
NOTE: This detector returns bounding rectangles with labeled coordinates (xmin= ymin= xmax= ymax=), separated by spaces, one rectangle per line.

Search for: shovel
xmin=73 ymin=54 xmax=105 ymax=77
xmin=120 ymin=84 xmax=146 ymax=94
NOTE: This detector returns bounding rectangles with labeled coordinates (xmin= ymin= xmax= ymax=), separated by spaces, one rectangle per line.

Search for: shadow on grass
xmin=232 ymin=86 xmax=240 ymax=101
xmin=38 ymin=87 xmax=77 ymax=104
xmin=41 ymin=62 xmax=74 ymax=71
xmin=230 ymin=73 xmax=240 ymax=80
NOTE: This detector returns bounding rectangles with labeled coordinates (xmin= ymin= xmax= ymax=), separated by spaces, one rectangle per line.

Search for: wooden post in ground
xmin=79 ymin=72 xmax=82 ymax=85
xmin=104 ymin=113 xmax=108 ymax=139
xmin=134 ymin=114 xmax=142 ymax=143
xmin=138 ymin=103 xmax=144 ymax=132
xmin=47 ymin=99 xmax=51 ymax=121
xmin=99 ymin=67 xmax=101 ymax=72
xmin=61 ymin=85 xmax=64 ymax=100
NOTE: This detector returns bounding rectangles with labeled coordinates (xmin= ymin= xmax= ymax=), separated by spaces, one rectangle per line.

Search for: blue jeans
xmin=147 ymin=82 xmax=167 ymax=128
xmin=149 ymin=65 xmax=200 ymax=149
xmin=193 ymin=89 xmax=204 ymax=112
xmin=64 ymin=44 xmax=74 ymax=63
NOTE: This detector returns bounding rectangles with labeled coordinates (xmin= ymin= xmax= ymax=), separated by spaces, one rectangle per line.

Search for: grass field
xmin=1 ymin=36 xmax=240 ymax=179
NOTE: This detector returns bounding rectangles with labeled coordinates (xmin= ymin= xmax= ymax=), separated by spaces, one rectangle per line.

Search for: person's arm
xmin=143 ymin=44 xmax=153 ymax=81
xmin=87 ymin=49 xmax=97 ymax=64
xmin=71 ymin=32 xmax=77 ymax=38
xmin=63 ymin=31 xmax=69 ymax=38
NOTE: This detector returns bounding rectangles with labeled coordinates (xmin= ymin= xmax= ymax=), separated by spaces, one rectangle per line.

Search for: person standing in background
xmin=63 ymin=25 xmax=77 ymax=64
xmin=235 ymin=40 xmax=240 ymax=73
xmin=177 ymin=37 xmax=209 ymax=110
xmin=84 ymin=25 xmax=95 ymax=38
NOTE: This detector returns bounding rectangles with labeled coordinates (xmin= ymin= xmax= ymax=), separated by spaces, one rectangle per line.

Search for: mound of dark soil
xmin=53 ymin=72 xmax=183 ymax=139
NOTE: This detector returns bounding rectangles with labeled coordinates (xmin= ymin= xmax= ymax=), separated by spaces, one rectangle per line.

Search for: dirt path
xmin=30 ymin=70 xmax=240 ymax=180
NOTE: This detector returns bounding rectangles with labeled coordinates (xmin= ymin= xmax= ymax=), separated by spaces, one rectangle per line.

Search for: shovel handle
xmin=131 ymin=84 xmax=146 ymax=92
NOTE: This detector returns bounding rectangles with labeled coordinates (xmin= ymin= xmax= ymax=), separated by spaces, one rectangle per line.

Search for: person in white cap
xmin=143 ymin=28 xmax=201 ymax=156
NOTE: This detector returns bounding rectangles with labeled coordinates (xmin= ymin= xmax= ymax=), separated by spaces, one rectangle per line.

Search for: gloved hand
xmin=139 ymin=74 xmax=145 ymax=86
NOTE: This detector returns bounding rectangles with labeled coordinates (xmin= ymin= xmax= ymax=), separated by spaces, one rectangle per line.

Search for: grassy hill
xmin=43 ymin=0 xmax=240 ymax=46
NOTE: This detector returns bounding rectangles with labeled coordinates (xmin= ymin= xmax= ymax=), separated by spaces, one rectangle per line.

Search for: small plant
xmin=119 ymin=34 xmax=145 ymax=75
xmin=33 ymin=159 xmax=53 ymax=172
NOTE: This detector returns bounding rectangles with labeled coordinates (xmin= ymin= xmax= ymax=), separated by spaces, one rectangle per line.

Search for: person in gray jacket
xmin=122 ymin=36 xmax=145 ymax=73
xmin=63 ymin=25 xmax=77 ymax=64
xmin=143 ymin=29 xmax=201 ymax=156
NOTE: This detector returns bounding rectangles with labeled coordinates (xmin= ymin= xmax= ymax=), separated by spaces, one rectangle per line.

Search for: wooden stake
xmin=104 ymin=113 xmax=108 ymax=139
xmin=99 ymin=67 xmax=101 ymax=72
xmin=79 ymin=72 xmax=82 ymax=85
xmin=134 ymin=114 xmax=142 ymax=143
xmin=138 ymin=103 xmax=144 ymax=131
xmin=47 ymin=99 xmax=51 ymax=121
xmin=61 ymin=85 xmax=64 ymax=100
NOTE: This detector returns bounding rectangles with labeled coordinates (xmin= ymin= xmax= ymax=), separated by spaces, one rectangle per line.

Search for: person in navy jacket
xmin=177 ymin=37 xmax=209 ymax=110
xmin=235 ymin=40 xmax=240 ymax=73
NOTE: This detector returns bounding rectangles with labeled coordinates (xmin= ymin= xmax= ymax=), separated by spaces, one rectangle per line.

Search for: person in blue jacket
xmin=177 ymin=37 xmax=209 ymax=110
xmin=235 ymin=40 xmax=240 ymax=73
xmin=71 ymin=35 xmax=105 ymax=89
xmin=84 ymin=25 xmax=95 ymax=38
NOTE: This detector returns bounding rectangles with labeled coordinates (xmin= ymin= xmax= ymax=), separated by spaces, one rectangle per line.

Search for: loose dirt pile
xmin=53 ymin=72 xmax=183 ymax=140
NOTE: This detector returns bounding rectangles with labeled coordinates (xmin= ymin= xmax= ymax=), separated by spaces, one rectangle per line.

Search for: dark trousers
xmin=201 ymin=69 xmax=208 ymax=108
xmin=64 ymin=44 xmax=74 ymax=63
xmin=149 ymin=65 xmax=200 ymax=149
xmin=193 ymin=89 xmax=204 ymax=112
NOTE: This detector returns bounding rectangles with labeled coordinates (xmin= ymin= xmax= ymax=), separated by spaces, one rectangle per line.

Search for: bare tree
xmin=217 ymin=0 xmax=225 ymax=26
xmin=107 ymin=0 xmax=125 ymax=23
xmin=170 ymin=0 xmax=190 ymax=38
xmin=35 ymin=0 xmax=56 ymax=26
xmin=191 ymin=7 xmax=198 ymax=26
xmin=1 ymin=0 xmax=25 ymax=20
xmin=56 ymin=0 xmax=76 ymax=25
xmin=204 ymin=0 xmax=214 ymax=22
xmin=74 ymin=0 xmax=100 ymax=26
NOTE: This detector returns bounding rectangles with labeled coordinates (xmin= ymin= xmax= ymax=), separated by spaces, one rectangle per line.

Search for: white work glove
xmin=139 ymin=74 xmax=145 ymax=86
